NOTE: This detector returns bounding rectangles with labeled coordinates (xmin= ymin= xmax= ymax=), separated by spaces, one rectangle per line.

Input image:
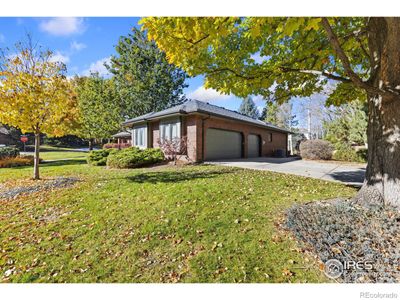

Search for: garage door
xmin=248 ymin=134 xmax=261 ymax=157
xmin=205 ymin=128 xmax=242 ymax=160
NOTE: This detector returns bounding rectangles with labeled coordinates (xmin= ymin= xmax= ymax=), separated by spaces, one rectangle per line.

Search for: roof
xmin=123 ymin=99 xmax=291 ymax=133
xmin=112 ymin=131 xmax=131 ymax=138
xmin=0 ymin=127 xmax=9 ymax=135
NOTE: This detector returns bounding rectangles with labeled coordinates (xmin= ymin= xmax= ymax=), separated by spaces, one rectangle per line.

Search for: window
xmin=133 ymin=125 xmax=147 ymax=148
xmin=159 ymin=119 xmax=181 ymax=141
xmin=267 ymin=133 xmax=273 ymax=142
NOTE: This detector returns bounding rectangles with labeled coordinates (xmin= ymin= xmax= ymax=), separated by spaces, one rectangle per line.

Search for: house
xmin=0 ymin=126 xmax=12 ymax=146
xmin=123 ymin=99 xmax=290 ymax=162
xmin=112 ymin=131 xmax=132 ymax=145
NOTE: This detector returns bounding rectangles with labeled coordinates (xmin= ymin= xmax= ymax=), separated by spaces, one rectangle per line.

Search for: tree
xmin=324 ymin=100 xmax=368 ymax=146
xmin=0 ymin=37 xmax=78 ymax=179
xmin=238 ymin=96 xmax=259 ymax=119
xmin=108 ymin=27 xmax=188 ymax=118
xmin=264 ymin=102 xmax=298 ymax=130
xmin=141 ymin=17 xmax=400 ymax=207
xmin=74 ymin=73 xmax=123 ymax=150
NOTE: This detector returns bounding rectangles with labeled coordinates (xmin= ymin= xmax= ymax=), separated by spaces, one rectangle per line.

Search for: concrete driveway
xmin=206 ymin=157 xmax=366 ymax=186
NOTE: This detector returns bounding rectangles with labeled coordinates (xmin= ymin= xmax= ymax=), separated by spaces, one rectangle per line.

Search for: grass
xmin=21 ymin=145 xmax=89 ymax=161
xmin=0 ymin=150 xmax=357 ymax=283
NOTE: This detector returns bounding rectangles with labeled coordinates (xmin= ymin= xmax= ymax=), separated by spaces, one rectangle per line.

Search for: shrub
xmin=0 ymin=146 xmax=20 ymax=159
xmin=107 ymin=147 xmax=164 ymax=169
xmin=87 ymin=148 xmax=116 ymax=166
xmin=103 ymin=143 xmax=131 ymax=149
xmin=333 ymin=143 xmax=367 ymax=163
xmin=0 ymin=155 xmax=34 ymax=168
xmin=299 ymin=139 xmax=334 ymax=160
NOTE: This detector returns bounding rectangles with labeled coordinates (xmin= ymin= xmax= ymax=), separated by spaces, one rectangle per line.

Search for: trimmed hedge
xmin=87 ymin=149 xmax=117 ymax=166
xmin=299 ymin=140 xmax=334 ymax=160
xmin=103 ymin=143 xmax=131 ymax=149
xmin=107 ymin=147 xmax=164 ymax=169
xmin=0 ymin=146 xmax=20 ymax=160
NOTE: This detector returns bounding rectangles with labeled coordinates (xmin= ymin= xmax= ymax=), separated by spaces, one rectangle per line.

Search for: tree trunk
xmin=88 ymin=139 xmax=93 ymax=151
xmin=355 ymin=94 xmax=400 ymax=208
xmin=355 ymin=18 xmax=400 ymax=208
xmin=33 ymin=133 xmax=40 ymax=180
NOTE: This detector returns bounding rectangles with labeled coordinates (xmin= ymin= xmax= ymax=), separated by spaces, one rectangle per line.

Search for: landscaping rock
xmin=286 ymin=198 xmax=400 ymax=283
xmin=0 ymin=177 xmax=80 ymax=200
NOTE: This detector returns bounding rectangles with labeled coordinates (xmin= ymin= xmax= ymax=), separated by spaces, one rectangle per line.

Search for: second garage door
xmin=205 ymin=128 xmax=242 ymax=160
xmin=248 ymin=134 xmax=261 ymax=157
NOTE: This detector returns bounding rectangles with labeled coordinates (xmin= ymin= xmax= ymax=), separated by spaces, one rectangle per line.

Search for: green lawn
xmin=0 ymin=151 xmax=356 ymax=283
xmin=22 ymin=145 xmax=89 ymax=161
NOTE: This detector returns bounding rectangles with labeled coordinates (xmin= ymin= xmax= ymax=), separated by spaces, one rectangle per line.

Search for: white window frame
xmin=132 ymin=125 xmax=147 ymax=149
xmin=159 ymin=118 xmax=181 ymax=142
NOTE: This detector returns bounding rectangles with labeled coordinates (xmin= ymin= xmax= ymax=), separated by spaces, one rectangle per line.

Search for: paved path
xmin=206 ymin=157 xmax=366 ymax=186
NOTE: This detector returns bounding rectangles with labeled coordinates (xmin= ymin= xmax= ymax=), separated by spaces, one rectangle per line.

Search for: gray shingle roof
xmin=112 ymin=131 xmax=132 ymax=138
xmin=123 ymin=99 xmax=290 ymax=133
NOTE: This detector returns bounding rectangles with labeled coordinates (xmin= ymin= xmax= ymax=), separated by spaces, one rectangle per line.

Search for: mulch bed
xmin=0 ymin=177 xmax=80 ymax=200
xmin=285 ymin=198 xmax=400 ymax=283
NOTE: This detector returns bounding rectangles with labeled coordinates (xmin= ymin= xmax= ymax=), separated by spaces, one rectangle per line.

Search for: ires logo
xmin=324 ymin=259 xmax=373 ymax=279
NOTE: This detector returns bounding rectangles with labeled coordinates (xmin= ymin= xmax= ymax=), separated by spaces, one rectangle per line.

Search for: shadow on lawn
xmin=126 ymin=168 xmax=235 ymax=184
xmin=40 ymin=159 xmax=87 ymax=167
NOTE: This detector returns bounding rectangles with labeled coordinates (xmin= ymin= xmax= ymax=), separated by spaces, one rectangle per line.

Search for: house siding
xmin=184 ymin=115 xmax=287 ymax=162
xmin=135 ymin=114 xmax=288 ymax=163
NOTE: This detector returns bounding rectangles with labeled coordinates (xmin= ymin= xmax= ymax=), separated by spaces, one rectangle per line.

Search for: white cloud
xmin=82 ymin=57 xmax=111 ymax=77
xmin=39 ymin=17 xmax=85 ymax=36
xmin=49 ymin=51 xmax=70 ymax=64
xmin=70 ymin=41 xmax=86 ymax=51
xmin=187 ymin=86 xmax=230 ymax=102
xmin=0 ymin=34 xmax=5 ymax=43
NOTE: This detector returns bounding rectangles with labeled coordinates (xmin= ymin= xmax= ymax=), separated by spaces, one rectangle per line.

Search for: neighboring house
xmin=112 ymin=131 xmax=132 ymax=145
xmin=0 ymin=126 xmax=12 ymax=146
xmin=123 ymin=99 xmax=290 ymax=162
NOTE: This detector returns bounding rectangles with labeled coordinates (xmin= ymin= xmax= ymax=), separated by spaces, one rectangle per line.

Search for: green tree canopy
xmin=324 ymin=101 xmax=367 ymax=146
xmin=108 ymin=27 xmax=188 ymax=118
xmin=74 ymin=73 xmax=122 ymax=148
xmin=238 ymin=96 xmax=259 ymax=119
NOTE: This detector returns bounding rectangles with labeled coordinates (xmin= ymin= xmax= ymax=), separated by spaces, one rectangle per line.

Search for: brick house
xmin=123 ymin=99 xmax=290 ymax=162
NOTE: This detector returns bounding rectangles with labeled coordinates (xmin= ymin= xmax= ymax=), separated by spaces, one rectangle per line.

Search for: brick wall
xmin=185 ymin=114 xmax=288 ymax=162
xmin=146 ymin=114 xmax=287 ymax=162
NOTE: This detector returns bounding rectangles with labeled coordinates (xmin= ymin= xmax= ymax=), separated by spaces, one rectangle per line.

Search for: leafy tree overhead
xmin=108 ymin=27 xmax=188 ymax=118
xmin=0 ymin=36 xmax=78 ymax=179
xmin=74 ymin=73 xmax=123 ymax=150
xmin=141 ymin=17 xmax=400 ymax=208
xmin=238 ymin=96 xmax=259 ymax=119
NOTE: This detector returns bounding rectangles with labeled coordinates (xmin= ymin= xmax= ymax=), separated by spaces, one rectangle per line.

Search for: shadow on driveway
xmin=328 ymin=169 xmax=366 ymax=186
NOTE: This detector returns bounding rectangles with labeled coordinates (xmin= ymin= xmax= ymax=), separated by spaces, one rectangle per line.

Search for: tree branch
xmin=279 ymin=66 xmax=352 ymax=83
xmin=321 ymin=18 xmax=368 ymax=89
xmin=321 ymin=17 xmax=399 ymax=100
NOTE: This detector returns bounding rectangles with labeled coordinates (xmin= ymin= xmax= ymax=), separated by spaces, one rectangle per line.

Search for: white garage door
xmin=205 ymin=128 xmax=242 ymax=160
xmin=248 ymin=134 xmax=261 ymax=157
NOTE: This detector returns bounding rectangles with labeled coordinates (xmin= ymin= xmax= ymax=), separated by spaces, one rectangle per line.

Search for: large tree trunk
xmin=355 ymin=94 xmax=400 ymax=207
xmin=33 ymin=133 xmax=40 ymax=180
xmin=355 ymin=18 xmax=400 ymax=208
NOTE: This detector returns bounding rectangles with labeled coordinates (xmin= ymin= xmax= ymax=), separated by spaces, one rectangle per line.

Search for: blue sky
xmin=0 ymin=17 xmax=316 ymax=127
